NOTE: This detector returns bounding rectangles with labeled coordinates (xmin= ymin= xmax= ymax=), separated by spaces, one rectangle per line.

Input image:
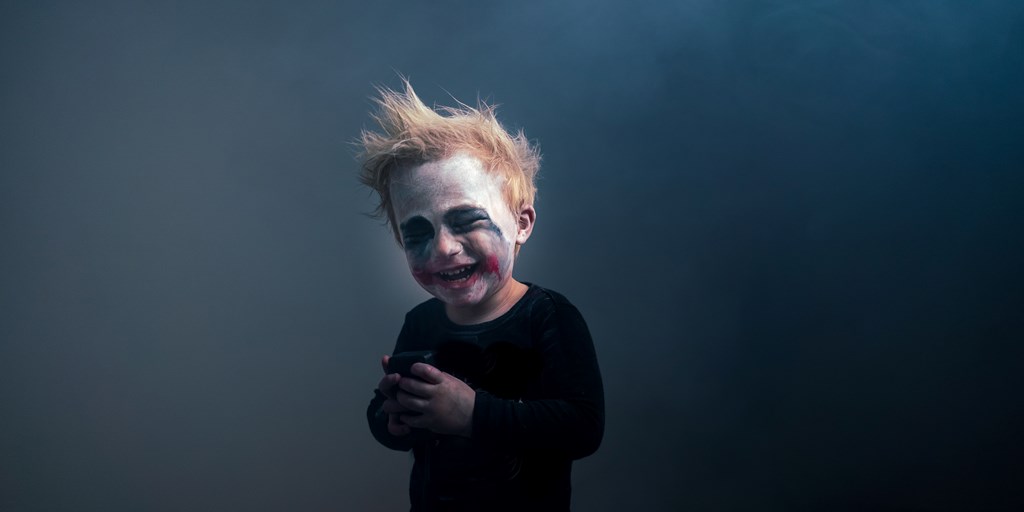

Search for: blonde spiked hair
xmin=358 ymin=80 xmax=540 ymax=245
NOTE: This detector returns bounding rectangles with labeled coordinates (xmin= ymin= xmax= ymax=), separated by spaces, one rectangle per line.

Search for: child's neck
xmin=445 ymin=279 xmax=529 ymax=326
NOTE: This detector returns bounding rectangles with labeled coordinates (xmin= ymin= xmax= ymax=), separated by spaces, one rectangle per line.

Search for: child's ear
xmin=515 ymin=205 xmax=536 ymax=245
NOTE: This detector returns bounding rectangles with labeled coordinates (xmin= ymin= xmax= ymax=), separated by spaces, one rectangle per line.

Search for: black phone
xmin=387 ymin=350 xmax=435 ymax=378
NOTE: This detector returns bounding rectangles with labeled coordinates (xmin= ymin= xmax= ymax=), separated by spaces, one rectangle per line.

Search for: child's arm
xmin=470 ymin=301 xmax=605 ymax=459
xmin=366 ymin=320 xmax=419 ymax=451
xmin=367 ymin=386 xmax=416 ymax=451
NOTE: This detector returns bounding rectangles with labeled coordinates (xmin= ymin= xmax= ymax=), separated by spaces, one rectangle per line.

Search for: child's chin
xmin=424 ymin=282 xmax=488 ymax=307
xmin=419 ymin=271 xmax=505 ymax=307
xmin=431 ymin=288 xmax=484 ymax=307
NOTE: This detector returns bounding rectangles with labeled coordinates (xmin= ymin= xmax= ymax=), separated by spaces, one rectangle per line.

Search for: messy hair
xmin=358 ymin=79 xmax=540 ymax=244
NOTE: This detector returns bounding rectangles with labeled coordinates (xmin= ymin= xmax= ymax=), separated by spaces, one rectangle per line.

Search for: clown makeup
xmin=390 ymin=153 xmax=533 ymax=324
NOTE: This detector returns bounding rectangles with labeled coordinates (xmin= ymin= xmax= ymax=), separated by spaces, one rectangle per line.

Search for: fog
xmin=2 ymin=1 xmax=1022 ymax=510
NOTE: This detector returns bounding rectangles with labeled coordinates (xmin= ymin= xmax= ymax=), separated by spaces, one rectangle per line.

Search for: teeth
xmin=440 ymin=265 xmax=471 ymax=276
xmin=438 ymin=264 xmax=474 ymax=280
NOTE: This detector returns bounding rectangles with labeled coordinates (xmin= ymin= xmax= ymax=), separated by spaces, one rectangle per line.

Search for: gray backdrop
xmin=2 ymin=1 xmax=1022 ymax=510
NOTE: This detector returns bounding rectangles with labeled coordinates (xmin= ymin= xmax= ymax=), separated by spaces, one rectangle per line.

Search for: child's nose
xmin=434 ymin=228 xmax=463 ymax=257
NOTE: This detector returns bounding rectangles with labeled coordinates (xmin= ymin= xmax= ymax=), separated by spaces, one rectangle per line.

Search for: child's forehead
xmin=390 ymin=153 xmax=510 ymax=215
xmin=393 ymin=153 xmax=491 ymax=186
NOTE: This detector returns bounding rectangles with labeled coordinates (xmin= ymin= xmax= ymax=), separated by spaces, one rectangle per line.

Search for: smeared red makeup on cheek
xmin=485 ymin=254 xmax=500 ymax=274
xmin=411 ymin=267 xmax=435 ymax=286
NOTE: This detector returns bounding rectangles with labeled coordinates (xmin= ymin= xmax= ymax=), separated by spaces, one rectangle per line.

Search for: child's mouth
xmin=436 ymin=263 xmax=478 ymax=282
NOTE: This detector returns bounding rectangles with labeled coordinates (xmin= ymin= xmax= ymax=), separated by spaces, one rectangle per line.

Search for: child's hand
xmin=378 ymin=355 xmax=413 ymax=437
xmin=395 ymin=362 xmax=476 ymax=438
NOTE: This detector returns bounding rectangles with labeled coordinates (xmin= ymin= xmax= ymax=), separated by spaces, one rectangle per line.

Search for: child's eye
xmin=399 ymin=216 xmax=434 ymax=247
xmin=403 ymin=233 xmax=431 ymax=245
xmin=402 ymin=229 xmax=433 ymax=247
xmin=444 ymin=208 xmax=491 ymax=231
xmin=451 ymin=218 xmax=486 ymax=232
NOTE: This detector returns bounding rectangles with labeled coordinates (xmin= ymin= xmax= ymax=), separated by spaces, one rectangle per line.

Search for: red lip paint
xmin=412 ymin=268 xmax=435 ymax=286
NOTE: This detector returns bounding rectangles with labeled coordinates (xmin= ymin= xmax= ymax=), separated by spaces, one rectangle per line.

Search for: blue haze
xmin=1 ymin=1 xmax=1022 ymax=510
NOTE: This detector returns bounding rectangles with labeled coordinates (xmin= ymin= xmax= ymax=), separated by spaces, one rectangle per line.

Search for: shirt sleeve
xmin=470 ymin=300 xmax=605 ymax=460
xmin=366 ymin=313 xmax=417 ymax=452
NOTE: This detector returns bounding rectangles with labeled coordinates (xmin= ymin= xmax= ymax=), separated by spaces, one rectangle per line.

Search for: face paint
xmin=390 ymin=153 xmax=523 ymax=317
xmin=398 ymin=215 xmax=434 ymax=259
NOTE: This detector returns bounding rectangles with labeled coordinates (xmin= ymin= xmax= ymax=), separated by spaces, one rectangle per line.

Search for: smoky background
xmin=1 ymin=1 xmax=1022 ymax=510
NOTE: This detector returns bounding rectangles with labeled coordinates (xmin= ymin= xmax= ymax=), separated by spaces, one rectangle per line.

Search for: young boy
xmin=360 ymin=81 xmax=604 ymax=512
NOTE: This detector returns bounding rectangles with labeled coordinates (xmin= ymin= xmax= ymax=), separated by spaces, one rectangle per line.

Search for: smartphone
xmin=387 ymin=350 xmax=435 ymax=378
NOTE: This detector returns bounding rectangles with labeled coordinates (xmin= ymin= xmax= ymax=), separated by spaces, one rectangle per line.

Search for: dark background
xmin=2 ymin=1 xmax=1022 ymax=510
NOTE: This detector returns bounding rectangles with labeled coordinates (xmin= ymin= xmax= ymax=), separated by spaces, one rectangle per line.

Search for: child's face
xmin=389 ymin=153 xmax=529 ymax=310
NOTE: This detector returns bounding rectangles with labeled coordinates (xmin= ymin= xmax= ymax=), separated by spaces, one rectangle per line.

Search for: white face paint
xmin=390 ymin=153 xmax=531 ymax=318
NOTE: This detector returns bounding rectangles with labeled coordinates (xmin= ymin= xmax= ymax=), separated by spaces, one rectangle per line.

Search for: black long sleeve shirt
xmin=367 ymin=284 xmax=604 ymax=511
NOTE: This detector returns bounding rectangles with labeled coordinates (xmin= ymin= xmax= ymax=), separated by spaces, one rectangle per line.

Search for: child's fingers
xmin=397 ymin=388 xmax=429 ymax=412
xmin=382 ymin=397 xmax=410 ymax=414
xmin=381 ymin=355 xmax=390 ymax=373
xmin=410 ymin=362 xmax=445 ymax=384
xmin=377 ymin=373 xmax=400 ymax=398
xmin=388 ymin=414 xmax=411 ymax=436
xmin=400 ymin=413 xmax=426 ymax=429
xmin=398 ymin=376 xmax=432 ymax=397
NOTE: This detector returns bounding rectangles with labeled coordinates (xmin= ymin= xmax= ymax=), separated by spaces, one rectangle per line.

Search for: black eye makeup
xmin=399 ymin=216 xmax=434 ymax=247
xmin=446 ymin=207 xmax=502 ymax=237
xmin=445 ymin=207 xmax=490 ymax=231
xmin=398 ymin=208 xmax=503 ymax=253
